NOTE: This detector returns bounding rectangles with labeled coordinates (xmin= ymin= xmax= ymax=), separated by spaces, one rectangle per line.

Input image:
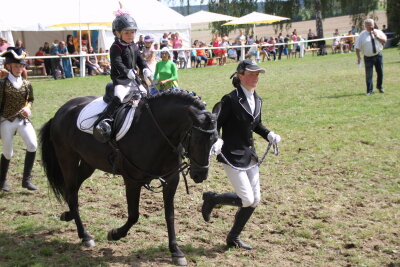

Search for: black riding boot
xmin=22 ymin=151 xmax=37 ymax=191
xmin=93 ymin=96 xmax=121 ymax=143
xmin=202 ymin=191 xmax=242 ymax=222
xmin=0 ymin=154 xmax=10 ymax=192
xmin=226 ymin=207 xmax=255 ymax=250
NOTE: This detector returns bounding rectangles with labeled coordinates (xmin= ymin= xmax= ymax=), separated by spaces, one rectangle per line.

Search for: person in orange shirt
xmin=196 ymin=42 xmax=207 ymax=68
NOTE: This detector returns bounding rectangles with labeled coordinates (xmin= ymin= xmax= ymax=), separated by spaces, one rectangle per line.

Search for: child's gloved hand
xmin=127 ymin=69 xmax=136 ymax=80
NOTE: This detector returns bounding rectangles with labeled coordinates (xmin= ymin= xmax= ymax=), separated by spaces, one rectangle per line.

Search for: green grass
xmin=0 ymin=48 xmax=399 ymax=266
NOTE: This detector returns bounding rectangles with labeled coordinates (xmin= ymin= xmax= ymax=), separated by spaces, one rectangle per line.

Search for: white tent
xmin=0 ymin=0 xmax=191 ymax=55
xmin=184 ymin=10 xmax=238 ymax=24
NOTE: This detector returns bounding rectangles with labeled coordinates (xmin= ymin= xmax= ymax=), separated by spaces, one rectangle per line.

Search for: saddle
xmin=76 ymin=96 xmax=136 ymax=142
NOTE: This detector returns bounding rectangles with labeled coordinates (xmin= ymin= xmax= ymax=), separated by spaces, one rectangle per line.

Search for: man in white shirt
xmin=355 ymin=18 xmax=387 ymax=95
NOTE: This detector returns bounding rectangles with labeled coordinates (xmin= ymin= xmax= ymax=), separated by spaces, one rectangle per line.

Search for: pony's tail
xmin=40 ymin=119 xmax=65 ymax=203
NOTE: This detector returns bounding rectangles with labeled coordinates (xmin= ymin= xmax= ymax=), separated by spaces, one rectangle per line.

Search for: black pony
xmin=40 ymin=90 xmax=220 ymax=266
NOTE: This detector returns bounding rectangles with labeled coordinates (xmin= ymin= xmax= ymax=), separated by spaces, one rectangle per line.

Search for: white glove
xmin=127 ymin=69 xmax=136 ymax=80
xmin=143 ymin=68 xmax=153 ymax=79
xmin=21 ymin=106 xmax=32 ymax=117
xmin=210 ymin=138 xmax=224 ymax=156
xmin=267 ymin=131 xmax=281 ymax=145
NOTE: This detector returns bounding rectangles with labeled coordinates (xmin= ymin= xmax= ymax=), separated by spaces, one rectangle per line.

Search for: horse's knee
xmin=60 ymin=211 xmax=74 ymax=221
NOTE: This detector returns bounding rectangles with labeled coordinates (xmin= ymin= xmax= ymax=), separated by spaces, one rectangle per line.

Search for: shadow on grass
xmin=0 ymin=230 xmax=222 ymax=266
xmin=322 ymin=92 xmax=366 ymax=98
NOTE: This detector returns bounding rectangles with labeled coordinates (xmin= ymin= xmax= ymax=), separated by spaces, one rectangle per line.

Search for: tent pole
xmin=79 ymin=0 xmax=85 ymax=77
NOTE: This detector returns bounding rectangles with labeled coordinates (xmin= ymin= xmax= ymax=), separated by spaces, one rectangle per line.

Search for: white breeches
xmin=223 ymin=162 xmax=261 ymax=208
xmin=114 ymin=82 xmax=147 ymax=103
xmin=0 ymin=117 xmax=37 ymax=160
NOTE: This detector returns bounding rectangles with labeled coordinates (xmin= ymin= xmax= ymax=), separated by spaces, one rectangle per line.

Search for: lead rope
xmin=218 ymin=143 xmax=278 ymax=172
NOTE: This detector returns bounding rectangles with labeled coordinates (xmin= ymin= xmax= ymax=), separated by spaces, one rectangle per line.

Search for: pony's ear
xmin=212 ymin=102 xmax=221 ymax=118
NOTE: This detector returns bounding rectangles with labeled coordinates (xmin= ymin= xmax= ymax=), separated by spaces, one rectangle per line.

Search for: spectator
xmin=196 ymin=42 xmax=208 ymax=67
xmin=276 ymin=32 xmax=285 ymax=60
xmin=153 ymin=47 xmax=179 ymax=92
xmin=172 ymin=32 xmax=183 ymax=63
xmin=332 ymin=29 xmax=343 ymax=53
xmin=34 ymin=47 xmax=47 ymax=76
xmin=154 ymin=42 xmax=161 ymax=62
xmin=42 ymin=42 xmax=52 ymax=76
xmin=0 ymin=38 xmax=10 ymax=68
xmin=287 ymin=36 xmax=294 ymax=59
xmin=267 ymin=36 xmax=277 ymax=61
xmin=86 ymin=46 xmax=103 ymax=75
xmin=136 ymin=35 xmax=145 ymax=55
xmin=58 ymin=41 xmax=73 ymax=78
xmin=220 ymin=34 xmax=229 ymax=65
xmin=382 ymin=25 xmax=388 ymax=33
xmin=97 ymin=48 xmax=111 ymax=74
xmin=190 ymin=45 xmax=197 ymax=68
xmin=212 ymin=32 xmax=223 ymax=65
xmin=307 ymin=29 xmax=316 ymax=48
xmin=355 ymin=18 xmax=387 ymax=95
xmin=160 ymin=32 xmax=170 ymax=49
xmin=0 ymin=38 xmax=10 ymax=53
xmin=14 ymin=40 xmax=28 ymax=79
xmin=143 ymin=35 xmax=156 ymax=73
xmin=67 ymin=34 xmax=80 ymax=68
xmin=350 ymin=25 xmax=358 ymax=34
xmin=50 ymin=39 xmax=64 ymax=79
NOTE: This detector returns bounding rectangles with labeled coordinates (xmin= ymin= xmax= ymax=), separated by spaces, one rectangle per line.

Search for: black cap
xmin=0 ymin=47 xmax=27 ymax=65
xmin=237 ymin=59 xmax=265 ymax=73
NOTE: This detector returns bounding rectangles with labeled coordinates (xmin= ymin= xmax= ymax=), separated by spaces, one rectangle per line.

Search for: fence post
xmin=80 ymin=53 xmax=86 ymax=77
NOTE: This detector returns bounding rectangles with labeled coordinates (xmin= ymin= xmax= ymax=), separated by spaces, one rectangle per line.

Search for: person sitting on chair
xmin=93 ymin=9 xmax=152 ymax=143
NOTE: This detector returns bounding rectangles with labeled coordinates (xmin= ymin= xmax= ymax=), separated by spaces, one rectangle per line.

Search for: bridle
xmin=181 ymin=124 xmax=218 ymax=170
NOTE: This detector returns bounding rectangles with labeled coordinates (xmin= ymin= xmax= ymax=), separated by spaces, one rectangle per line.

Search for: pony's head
xmin=186 ymin=105 xmax=220 ymax=183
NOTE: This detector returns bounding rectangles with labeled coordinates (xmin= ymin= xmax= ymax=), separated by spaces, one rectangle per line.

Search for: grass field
xmin=0 ymin=48 xmax=399 ymax=266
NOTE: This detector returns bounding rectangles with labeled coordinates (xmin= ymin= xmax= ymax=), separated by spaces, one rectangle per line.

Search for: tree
xmin=263 ymin=0 xmax=381 ymax=38
xmin=386 ymin=0 xmax=400 ymax=40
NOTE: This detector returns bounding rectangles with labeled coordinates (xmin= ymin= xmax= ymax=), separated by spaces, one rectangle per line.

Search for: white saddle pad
xmin=77 ymin=97 xmax=135 ymax=141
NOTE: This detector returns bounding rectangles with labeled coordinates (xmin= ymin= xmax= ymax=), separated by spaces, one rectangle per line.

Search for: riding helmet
xmin=112 ymin=13 xmax=138 ymax=36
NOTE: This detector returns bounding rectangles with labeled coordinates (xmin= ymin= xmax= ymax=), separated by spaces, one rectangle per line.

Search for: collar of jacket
xmin=235 ymin=86 xmax=261 ymax=120
xmin=114 ymin=37 xmax=133 ymax=47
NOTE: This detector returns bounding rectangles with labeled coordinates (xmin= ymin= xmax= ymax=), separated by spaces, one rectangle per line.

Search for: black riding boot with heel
xmin=226 ymin=206 xmax=255 ymax=250
xmin=201 ymin=191 xmax=242 ymax=222
xmin=93 ymin=96 xmax=122 ymax=143
xmin=0 ymin=154 xmax=10 ymax=192
xmin=22 ymin=151 xmax=37 ymax=190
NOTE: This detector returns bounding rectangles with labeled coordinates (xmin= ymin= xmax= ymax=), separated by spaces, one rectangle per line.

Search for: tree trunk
xmin=315 ymin=0 xmax=324 ymax=38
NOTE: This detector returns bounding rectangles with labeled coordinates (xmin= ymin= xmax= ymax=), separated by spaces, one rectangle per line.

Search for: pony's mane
xmin=145 ymin=90 xmax=205 ymax=110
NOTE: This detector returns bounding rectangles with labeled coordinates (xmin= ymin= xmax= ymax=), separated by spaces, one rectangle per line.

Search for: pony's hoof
xmin=83 ymin=239 xmax=96 ymax=247
xmin=172 ymin=256 xmax=187 ymax=266
xmin=107 ymin=229 xmax=119 ymax=241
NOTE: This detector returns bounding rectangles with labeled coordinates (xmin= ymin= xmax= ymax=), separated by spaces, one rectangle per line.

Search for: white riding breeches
xmin=114 ymin=82 xmax=147 ymax=103
xmin=223 ymin=161 xmax=261 ymax=208
xmin=0 ymin=117 xmax=37 ymax=160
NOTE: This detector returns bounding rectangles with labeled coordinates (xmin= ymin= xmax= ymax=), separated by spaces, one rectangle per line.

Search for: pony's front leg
xmin=163 ymin=174 xmax=187 ymax=266
xmin=108 ymin=179 xmax=141 ymax=241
